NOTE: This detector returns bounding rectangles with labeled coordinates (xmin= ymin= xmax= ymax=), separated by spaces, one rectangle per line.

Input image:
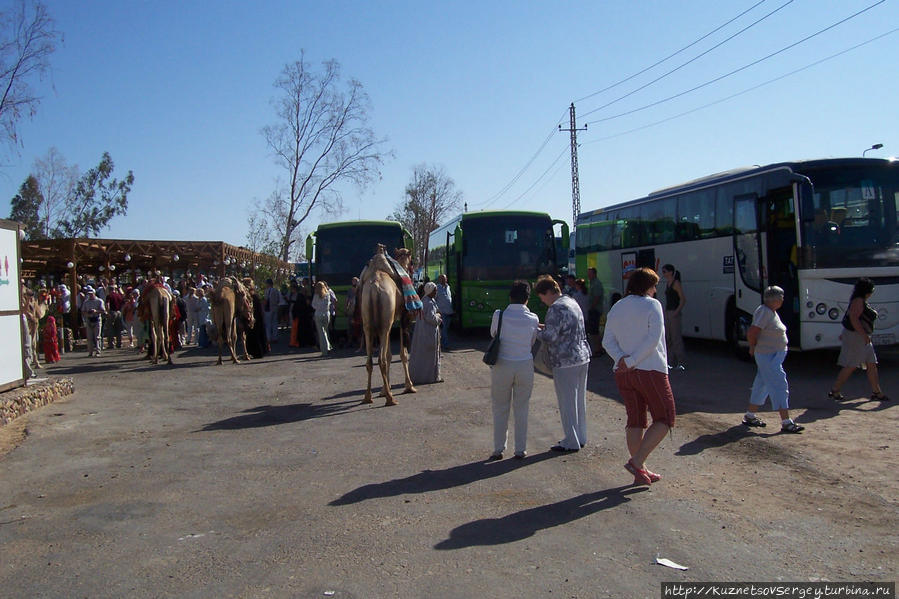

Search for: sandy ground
xmin=0 ymin=333 xmax=896 ymax=598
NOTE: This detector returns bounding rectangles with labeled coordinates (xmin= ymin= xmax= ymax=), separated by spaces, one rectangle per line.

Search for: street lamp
xmin=863 ymin=143 xmax=884 ymax=157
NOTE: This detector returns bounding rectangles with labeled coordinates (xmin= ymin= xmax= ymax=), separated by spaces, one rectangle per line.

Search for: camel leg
xmin=380 ymin=328 xmax=396 ymax=406
xmin=239 ymin=330 xmax=251 ymax=361
xmin=400 ymin=319 xmax=416 ymax=395
xmin=150 ymin=322 xmax=159 ymax=365
xmin=362 ymin=325 xmax=374 ymax=404
xmin=227 ymin=318 xmax=240 ymax=364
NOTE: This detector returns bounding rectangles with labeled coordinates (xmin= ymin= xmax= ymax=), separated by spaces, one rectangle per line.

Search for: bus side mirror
xmin=453 ymin=226 xmax=463 ymax=254
xmin=553 ymin=220 xmax=570 ymax=250
xmin=305 ymin=234 xmax=313 ymax=265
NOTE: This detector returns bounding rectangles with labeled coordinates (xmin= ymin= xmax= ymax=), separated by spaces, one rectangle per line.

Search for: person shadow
xmin=330 ymin=451 xmax=562 ymax=506
xmin=197 ymin=399 xmax=361 ymax=431
xmin=676 ymin=424 xmax=777 ymax=456
xmin=434 ymin=484 xmax=646 ymax=550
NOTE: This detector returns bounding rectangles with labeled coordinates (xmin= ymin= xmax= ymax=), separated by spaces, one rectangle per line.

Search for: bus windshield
xmin=462 ymin=215 xmax=556 ymax=280
xmin=316 ymin=225 xmax=404 ymax=285
xmin=801 ymin=164 xmax=899 ymax=268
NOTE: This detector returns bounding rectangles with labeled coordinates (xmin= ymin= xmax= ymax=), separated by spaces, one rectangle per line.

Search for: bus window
xmin=678 ymin=189 xmax=716 ymax=238
xmin=716 ymin=189 xmax=735 ymax=235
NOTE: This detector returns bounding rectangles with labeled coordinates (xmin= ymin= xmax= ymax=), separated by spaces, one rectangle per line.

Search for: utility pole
xmin=559 ymin=102 xmax=587 ymax=229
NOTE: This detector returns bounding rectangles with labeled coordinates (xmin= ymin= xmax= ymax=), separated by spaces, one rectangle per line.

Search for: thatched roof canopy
xmin=21 ymin=238 xmax=290 ymax=279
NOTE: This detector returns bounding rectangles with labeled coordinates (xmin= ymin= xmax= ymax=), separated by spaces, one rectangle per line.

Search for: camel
xmin=23 ymin=288 xmax=50 ymax=369
xmin=210 ymin=276 xmax=255 ymax=364
xmin=140 ymin=284 xmax=173 ymax=365
xmin=360 ymin=244 xmax=417 ymax=406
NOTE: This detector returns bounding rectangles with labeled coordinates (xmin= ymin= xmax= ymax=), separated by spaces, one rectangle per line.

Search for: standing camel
xmin=360 ymin=244 xmax=418 ymax=406
xmin=141 ymin=285 xmax=173 ymax=365
xmin=211 ymin=276 xmax=255 ymax=364
xmin=23 ymin=288 xmax=50 ymax=370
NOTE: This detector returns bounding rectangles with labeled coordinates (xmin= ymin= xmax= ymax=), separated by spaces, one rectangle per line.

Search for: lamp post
xmin=863 ymin=143 xmax=884 ymax=157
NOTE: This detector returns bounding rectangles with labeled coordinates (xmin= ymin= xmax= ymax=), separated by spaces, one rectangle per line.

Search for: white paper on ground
xmin=656 ymin=556 xmax=688 ymax=570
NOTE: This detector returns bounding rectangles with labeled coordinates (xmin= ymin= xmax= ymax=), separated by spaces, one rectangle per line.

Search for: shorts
xmin=614 ymin=368 xmax=676 ymax=429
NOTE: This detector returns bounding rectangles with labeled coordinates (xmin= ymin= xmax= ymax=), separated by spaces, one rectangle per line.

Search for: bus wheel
xmin=727 ymin=310 xmax=751 ymax=361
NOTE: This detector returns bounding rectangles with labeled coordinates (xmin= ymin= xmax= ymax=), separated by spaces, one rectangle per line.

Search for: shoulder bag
xmin=483 ymin=310 xmax=503 ymax=365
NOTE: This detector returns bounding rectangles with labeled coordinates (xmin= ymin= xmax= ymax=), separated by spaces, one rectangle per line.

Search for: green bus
xmin=427 ymin=210 xmax=569 ymax=328
xmin=305 ymin=220 xmax=413 ymax=332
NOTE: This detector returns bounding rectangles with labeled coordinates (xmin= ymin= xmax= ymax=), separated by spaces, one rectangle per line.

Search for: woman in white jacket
xmin=602 ymin=267 xmax=676 ymax=486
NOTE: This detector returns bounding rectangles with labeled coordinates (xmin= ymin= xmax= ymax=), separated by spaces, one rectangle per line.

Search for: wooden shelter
xmin=21 ymin=237 xmax=291 ymax=292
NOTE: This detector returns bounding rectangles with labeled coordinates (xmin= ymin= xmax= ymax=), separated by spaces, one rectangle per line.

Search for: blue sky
xmin=2 ymin=0 xmax=896 ymax=253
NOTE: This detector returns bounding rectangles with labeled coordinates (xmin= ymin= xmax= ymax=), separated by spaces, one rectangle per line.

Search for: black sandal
xmin=871 ymin=392 xmax=890 ymax=401
xmin=828 ymin=390 xmax=846 ymax=401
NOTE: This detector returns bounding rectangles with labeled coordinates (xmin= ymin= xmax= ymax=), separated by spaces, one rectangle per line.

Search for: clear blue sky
xmin=2 ymin=0 xmax=896 ymax=253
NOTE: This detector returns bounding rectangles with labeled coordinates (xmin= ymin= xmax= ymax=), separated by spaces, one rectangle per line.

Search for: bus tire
xmin=726 ymin=304 xmax=751 ymax=361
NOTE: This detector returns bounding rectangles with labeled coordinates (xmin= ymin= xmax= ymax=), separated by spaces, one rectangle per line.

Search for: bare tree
xmin=0 ymin=0 xmax=61 ymax=156
xmin=261 ymin=53 xmax=389 ymax=262
xmin=32 ymin=146 xmax=77 ymax=237
xmin=389 ymin=164 xmax=462 ymax=268
xmin=246 ymin=201 xmax=280 ymax=258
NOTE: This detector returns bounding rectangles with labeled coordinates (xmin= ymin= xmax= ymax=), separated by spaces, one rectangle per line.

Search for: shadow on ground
xmin=330 ymin=451 xmax=562 ymax=506
xmin=434 ymin=484 xmax=646 ymax=549
xmin=197 ymin=399 xmax=362 ymax=431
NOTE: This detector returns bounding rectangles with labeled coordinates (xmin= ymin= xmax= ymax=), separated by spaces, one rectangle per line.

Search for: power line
xmin=470 ymin=112 xmax=566 ymax=209
xmin=581 ymin=27 xmax=899 ymax=145
xmin=574 ymin=0 xmax=770 ymax=104
xmin=585 ymin=0 xmax=887 ymax=126
xmin=497 ymin=145 xmax=570 ymax=211
xmin=578 ymin=0 xmax=795 ymax=119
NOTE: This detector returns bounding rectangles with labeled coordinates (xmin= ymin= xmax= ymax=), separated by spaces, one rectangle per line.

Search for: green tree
xmin=8 ymin=173 xmax=41 ymax=238
xmin=55 ymin=152 xmax=134 ymax=238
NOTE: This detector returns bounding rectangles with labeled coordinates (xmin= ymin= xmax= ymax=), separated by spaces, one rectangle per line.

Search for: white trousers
xmin=553 ymin=362 xmax=589 ymax=449
xmin=490 ymin=358 xmax=534 ymax=455
xmin=314 ymin=311 xmax=331 ymax=355
xmin=264 ymin=310 xmax=278 ymax=341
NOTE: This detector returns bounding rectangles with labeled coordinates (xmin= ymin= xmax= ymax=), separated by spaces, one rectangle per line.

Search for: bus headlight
xmin=469 ymin=300 xmax=476 ymax=307
xmin=806 ymin=301 xmax=814 ymax=308
xmin=816 ymin=303 xmax=827 ymax=315
xmin=808 ymin=311 xmax=816 ymax=318
xmin=828 ymin=308 xmax=840 ymax=320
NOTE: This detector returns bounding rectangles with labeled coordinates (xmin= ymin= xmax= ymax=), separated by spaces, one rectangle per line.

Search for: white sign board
xmin=0 ymin=314 xmax=24 ymax=386
xmin=0 ymin=226 xmax=18 ymax=311
xmin=0 ymin=224 xmax=23 ymax=390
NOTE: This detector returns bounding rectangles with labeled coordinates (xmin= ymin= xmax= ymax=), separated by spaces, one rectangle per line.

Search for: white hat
xmin=83 ymin=285 xmax=95 ymax=293
xmin=423 ymin=281 xmax=437 ymax=296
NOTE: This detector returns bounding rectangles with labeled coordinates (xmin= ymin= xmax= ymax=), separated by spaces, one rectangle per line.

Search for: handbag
xmin=532 ymin=338 xmax=553 ymax=377
xmin=483 ymin=310 xmax=503 ymax=365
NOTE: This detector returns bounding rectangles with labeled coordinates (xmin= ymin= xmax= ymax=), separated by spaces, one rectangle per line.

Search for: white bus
xmin=574 ymin=158 xmax=899 ymax=353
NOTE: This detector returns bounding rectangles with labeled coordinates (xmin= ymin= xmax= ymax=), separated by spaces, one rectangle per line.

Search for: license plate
xmin=872 ymin=334 xmax=895 ymax=346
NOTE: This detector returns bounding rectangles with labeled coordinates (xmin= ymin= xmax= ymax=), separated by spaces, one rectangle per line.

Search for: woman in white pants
xmin=488 ymin=281 xmax=540 ymax=460
xmin=311 ymin=281 xmax=332 ymax=357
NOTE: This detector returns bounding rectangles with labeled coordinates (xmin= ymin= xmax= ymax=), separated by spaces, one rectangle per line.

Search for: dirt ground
xmin=0 ymin=333 xmax=896 ymax=597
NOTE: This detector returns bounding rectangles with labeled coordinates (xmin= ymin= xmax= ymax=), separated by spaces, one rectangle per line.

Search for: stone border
xmin=0 ymin=378 xmax=75 ymax=426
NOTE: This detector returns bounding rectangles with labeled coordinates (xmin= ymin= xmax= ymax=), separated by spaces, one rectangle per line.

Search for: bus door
xmin=763 ymin=187 xmax=800 ymax=344
xmin=733 ymin=194 xmax=764 ymax=341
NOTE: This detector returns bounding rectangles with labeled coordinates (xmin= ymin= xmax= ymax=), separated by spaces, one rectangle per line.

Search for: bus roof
xmin=315 ymin=220 xmax=403 ymax=231
xmin=461 ymin=210 xmax=552 ymax=221
xmin=579 ymin=157 xmax=894 ymax=220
